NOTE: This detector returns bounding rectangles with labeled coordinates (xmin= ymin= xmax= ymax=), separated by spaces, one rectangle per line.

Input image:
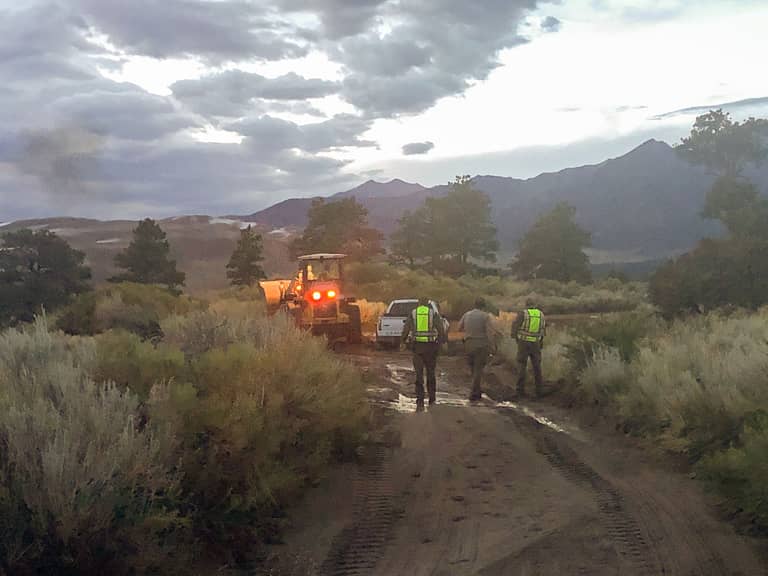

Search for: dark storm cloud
xmin=229 ymin=114 xmax=375 ymax=153
xmin=0 ymin=2 xmax=102 ymax=83
xmin=402 ymin=141 xmax=434 ymax=156
xmin=330 ymin=0 xmax=540 ymax=116
xmin=71 ymin=0 xmax=308 ymax=63
xmin=541 ymin=16 xmax=561 ymax=32
xmin=172 ymin=70 xmax=339 ymax=118
xmin=53 ymin=89 xmax=200 ymax=141
xmin=2 ymin=0 xmax=553 ymax=220
xmin=280 ymin=0 xmax=389 ymax=39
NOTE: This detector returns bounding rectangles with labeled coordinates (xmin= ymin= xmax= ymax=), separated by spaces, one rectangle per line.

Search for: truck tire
xmin=346 ymin=305 xmax=362 ymax=344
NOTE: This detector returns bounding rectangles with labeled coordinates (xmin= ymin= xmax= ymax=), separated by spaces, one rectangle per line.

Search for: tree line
xmin=3 ymin=109 xmax=766 ymax=325
xmin=651 ymin=110 xmax=768 ymax=316
xmin=0 ymin=219 xmax=268 ymax=327
xmin=291 ymin=175 xmax=593 ymax=281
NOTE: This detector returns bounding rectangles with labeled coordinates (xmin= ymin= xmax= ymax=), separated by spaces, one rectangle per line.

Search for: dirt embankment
xmin=270 ymin=351 xmax=767 ymax=576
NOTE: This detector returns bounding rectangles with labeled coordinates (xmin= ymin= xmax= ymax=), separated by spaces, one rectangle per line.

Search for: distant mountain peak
xmin=634 ymin=138 xmax=672 ymax=151
xmin=333 ymin=178 xmax=426 ymax=200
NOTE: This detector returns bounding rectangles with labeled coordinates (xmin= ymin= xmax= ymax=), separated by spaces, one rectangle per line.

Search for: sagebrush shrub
xmin=0 ymin=319 xmax=180 ymax=574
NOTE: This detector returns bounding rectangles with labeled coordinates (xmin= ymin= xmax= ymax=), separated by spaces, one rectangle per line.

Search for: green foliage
xmin=0 ymin=319 xmax=180 ymax=575
xmin=95 ymin=331 xmax=185 ymax=399
xmin=699 ymin=411 xmax=768 ymax=530
xmin=158 ymin=313 xmax=369 ymax=563
xmin=57 ymin=282 xmax=202 ymax=337
xmin=701 ymin=176 xmax=768 ymax=239
xmin=227 ymin=225 xmax=267 ymax=287
xmin=650 ymin=238 xmax=768 ymax=317
xmin=565 ymin=312 xmax=659 ymax=374
xmin=571 ymin=309 xmax=768 ymax=522
xmin=0 ymin=304 xmax=370 ymax=571
xmin=0 ymin=229 xmax=91 ymax=327
xmin=291 ymin=197 xmax=383 ymax=260
xmin=390 ymin=176 xmax=498 ymax=274
xmin=348 ymin=263 xmax=647 ymax=319
xmin=656 ymin=113 xmax=768 ymax=317
xmin=676 ymin=109 xmax=768 ymax=177
xmin=513 ymin=202 xmax=592 ymax=283
xmin=111 ymin=218 xmax=185 ymax=289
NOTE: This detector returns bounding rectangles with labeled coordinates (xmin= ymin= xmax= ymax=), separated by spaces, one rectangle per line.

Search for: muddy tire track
xmin=319 ymin=445 xmax=395 ymax=575
xmin=512 ymin=414 xmax=665 ymax=575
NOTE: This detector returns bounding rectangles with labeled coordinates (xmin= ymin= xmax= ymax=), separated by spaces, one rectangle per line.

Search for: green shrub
xmin=580 ymin=347 xmax=633 ymax=406
xmin=174 ymin=318 xmax=369 ymax=562
xmin=95 ymin=331 xmax=186 ymax=399
xmin=565 ymin=312 xmax=659 ymax=373
xmin=348 ymin=264 xmax=648 ymax=317
xmin=57 ymin=282 xmax=203 ymax=337
xmin=0 ymin=319 xmax=180 ymax=575
xmin=699 ymin=410 xmax=768 ymax=531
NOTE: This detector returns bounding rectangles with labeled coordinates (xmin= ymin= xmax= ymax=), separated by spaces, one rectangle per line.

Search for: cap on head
xmin=475 ymin=297 xmax=487 ymax=310
xmin=419 ymin=296 xmax=430 ymax=306
xmin=525 ymin=297 xmax=536 ymax=308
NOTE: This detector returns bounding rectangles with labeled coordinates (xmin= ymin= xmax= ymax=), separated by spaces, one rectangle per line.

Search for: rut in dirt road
xmin=319 ymin=445 xmax=395 ymax=576
xmin=520 ymin=420 xmax=664 ymax=575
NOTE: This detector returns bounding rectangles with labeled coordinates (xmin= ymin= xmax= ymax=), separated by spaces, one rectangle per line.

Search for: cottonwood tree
xmin=0 ymin=229 xmax=91 ymax=326
xmin=676 ymin=109 xmax=767 ymax=177
xmin=512 ymin=202 xmax=592 ymax=283
xmin=227 ymin=225 xmax=267 ymax=286
xmin=390 ymin=176 xmax=498 ymax=274
xmin=111 ymin=219 xmax=185 ymax=290
xmin=291 ymin=197 xmax=384 ymax=260
xmin=651 ymin=111 xmax=768 ymax=315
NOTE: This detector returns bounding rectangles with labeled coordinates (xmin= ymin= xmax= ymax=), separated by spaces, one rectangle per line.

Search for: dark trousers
xmin=465 ymin=340 xmax=490 ymax=400
xmin=516 ymin=340 xmax=544 ymax=395
xmin=412 ymin=342 xmax=439 ymax=403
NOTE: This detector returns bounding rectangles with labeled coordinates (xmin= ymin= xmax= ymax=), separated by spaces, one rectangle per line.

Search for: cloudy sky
xmin=1 ymin=0 xmax=767 ymax=221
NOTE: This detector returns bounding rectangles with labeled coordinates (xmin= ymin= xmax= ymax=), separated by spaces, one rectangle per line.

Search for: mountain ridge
xmin=236 ymin=138 xmax=768 ymax=260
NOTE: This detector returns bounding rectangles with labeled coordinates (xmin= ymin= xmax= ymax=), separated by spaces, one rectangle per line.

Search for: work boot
xmin=428 ymin=398 xmax=436 ymax=406
xmin=416 ymin=399 xmax=425 ymax=413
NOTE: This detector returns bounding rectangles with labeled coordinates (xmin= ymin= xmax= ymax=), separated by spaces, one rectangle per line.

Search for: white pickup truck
xmin=376 ymin=299 xmax=449 ymax=349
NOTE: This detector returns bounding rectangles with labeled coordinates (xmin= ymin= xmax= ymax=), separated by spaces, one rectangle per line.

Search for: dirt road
xmin=280 ymin=349 xmax=766 ymax=576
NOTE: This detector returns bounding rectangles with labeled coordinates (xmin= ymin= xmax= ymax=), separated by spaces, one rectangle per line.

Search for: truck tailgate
xmin=377 ymin=316 xmax=406 ymax=337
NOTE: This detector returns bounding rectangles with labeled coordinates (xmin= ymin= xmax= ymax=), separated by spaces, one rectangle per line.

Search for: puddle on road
xmin=376 ymin=360 xmax=572 ymax=436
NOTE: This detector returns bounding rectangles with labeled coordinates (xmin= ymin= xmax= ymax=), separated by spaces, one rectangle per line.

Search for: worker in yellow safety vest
xmin=513 ymin=298 xmax=546 ymax=397
xmin=402 ymin=297 xmax=447 ymax=412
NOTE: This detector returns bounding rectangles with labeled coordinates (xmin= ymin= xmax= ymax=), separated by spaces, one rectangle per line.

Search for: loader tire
xmin=347 ymin=305 xmax=362 ymax=344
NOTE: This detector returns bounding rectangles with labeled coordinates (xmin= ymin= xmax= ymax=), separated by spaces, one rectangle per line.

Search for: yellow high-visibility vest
xmin=414 ymin=305 xmax=438 ymax=343
xmin=518 ymin=308 xmax=544 ymax=343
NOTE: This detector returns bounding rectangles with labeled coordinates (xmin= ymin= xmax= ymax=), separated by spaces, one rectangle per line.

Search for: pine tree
xmin=227 ymin=225 xmax=267 ymax=286
xmin=111 ymin=219 xmax=185 ymax=289
xmin=0 ymin=229 xmax=91 ymax=326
